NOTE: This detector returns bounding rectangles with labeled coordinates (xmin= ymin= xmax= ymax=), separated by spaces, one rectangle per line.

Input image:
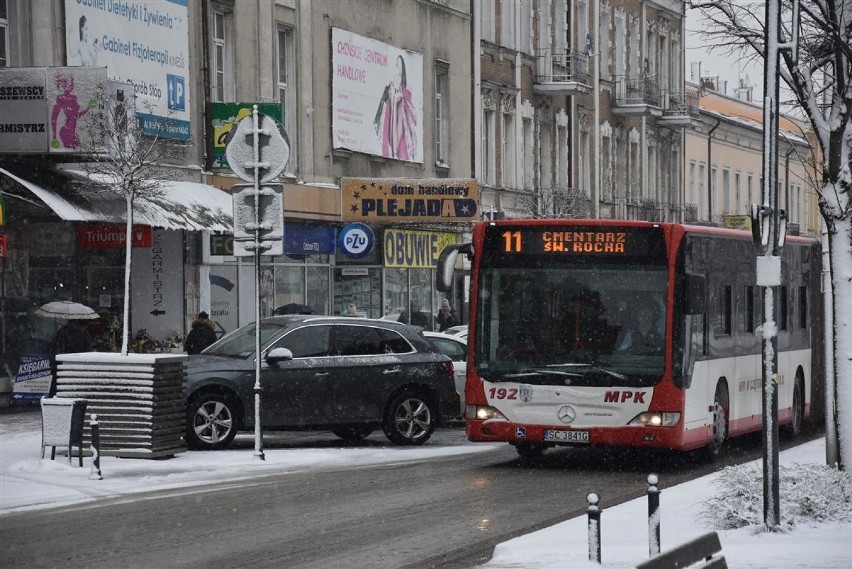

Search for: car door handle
xmin=383 ymin=367 xmax=402 ymax=375
xmin=315 ymin=372 xmax=329 ymax=377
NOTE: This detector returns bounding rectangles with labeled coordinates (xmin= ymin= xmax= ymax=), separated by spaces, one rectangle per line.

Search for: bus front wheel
xmin=515 ymin=443 xmax=546 ymax=461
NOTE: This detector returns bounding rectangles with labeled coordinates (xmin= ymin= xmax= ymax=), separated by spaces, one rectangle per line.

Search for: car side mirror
xmin=266 ymin=347 xmax=293 ymax=365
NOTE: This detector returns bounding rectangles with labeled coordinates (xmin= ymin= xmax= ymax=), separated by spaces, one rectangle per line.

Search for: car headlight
xmin=629 ymin=412 xmax=681 ymax=427
xmin=465 ymin=405 xmax=507 ymax=421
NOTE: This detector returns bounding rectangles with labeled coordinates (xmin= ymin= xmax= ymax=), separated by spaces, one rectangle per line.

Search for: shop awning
xmin=0 ymin=167 xmax=233 ymax=233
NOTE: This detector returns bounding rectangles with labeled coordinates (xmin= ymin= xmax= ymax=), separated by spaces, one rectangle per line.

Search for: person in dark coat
xmin=184 ymin=312 xmax=218 ymax=354
xmin=49 ymin=318 xmax=93 ymax=396
xmin=435 ymin=298 xmax=459 ymax=332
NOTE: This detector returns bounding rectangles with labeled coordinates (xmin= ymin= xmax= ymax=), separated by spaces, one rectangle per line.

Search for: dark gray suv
xmin=185 ymin=316 xmax=458 ymax=450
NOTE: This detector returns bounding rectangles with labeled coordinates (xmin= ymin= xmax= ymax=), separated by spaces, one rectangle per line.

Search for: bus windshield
xmin=474 ymin=264 xmax=667 ymax=387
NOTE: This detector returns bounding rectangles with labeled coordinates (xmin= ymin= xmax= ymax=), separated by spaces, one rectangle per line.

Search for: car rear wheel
xmin=331 ymin=425 xmax=374 ymax=442
xmin=382 ymin=391 xmax=436 ymax=445
xmin=186 ymin=392 xmax=239 ymax=450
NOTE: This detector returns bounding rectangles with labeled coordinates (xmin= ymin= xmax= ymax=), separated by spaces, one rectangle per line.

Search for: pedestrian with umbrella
xmin=36 ymin=301 xmax=98 ymax=396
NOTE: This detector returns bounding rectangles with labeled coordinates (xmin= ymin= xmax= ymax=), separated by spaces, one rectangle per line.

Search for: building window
xmin=481 ymin=0 xmax=495 ymax=42
xmin=211 ymin=8 xmax=234 ymax=102
xmin=698 ymin=163 xmax=706 ymax=219
xmin=710 ymin=166 xmax=717 ymax=218
xmin=277 ymin=26 xmax=297 ymax=174
xmin=579 ymin=129 xmax=590 ymax=195
xmin=599 ymin=10 xmax=610 ymax=80
xmin=722 ymin=168 xmax=730 ymax=214
xmin=500 ymin=0 xmax=515 ymax=49
xmin=689 ymin=161 xmax=697 ymax=207
xmin=747 ymin=174 xmax=754 ymax=207
xmin=614 ymin=11 xmax=625 ymax=78
xmin=734 ymin=172 xmax=741 ymax=213
xmin=520 ymin=0 xmax=533 ymax=54
xmin=522 ymin=117 xmax=533 ymax=190
xmin=482 ymin=108 xmax=495 ymax=185
xmin=501 ymin=111 xmax=515 ymax=187
xmin=435 ymin=63 xmax=449 ymax=166
xmin=0 ymin=0 xmax=8 ymax=67
xmin=557 ymin=125 xmax=568 ymax=189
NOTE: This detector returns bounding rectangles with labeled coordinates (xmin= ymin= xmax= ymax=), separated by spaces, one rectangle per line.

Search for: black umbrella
xmin=273 ymin=303 xmax=313 ymax=315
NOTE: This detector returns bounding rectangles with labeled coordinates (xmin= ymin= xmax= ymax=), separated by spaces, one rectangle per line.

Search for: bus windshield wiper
xmin=503 ymin=368 xmax=583 ymax=379
xmin=544 ymin=363 xmax=630 ymax=382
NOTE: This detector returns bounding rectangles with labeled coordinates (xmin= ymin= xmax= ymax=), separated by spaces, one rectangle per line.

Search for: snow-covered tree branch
xmin=687 ymin=0 xmax=851 ymax=470
xmin=75 ymin=85 xmax=186 ymax=355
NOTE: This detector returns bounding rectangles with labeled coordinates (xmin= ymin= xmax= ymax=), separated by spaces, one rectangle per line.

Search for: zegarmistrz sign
xmin=341 ymin=178 xmax=478 ymax=222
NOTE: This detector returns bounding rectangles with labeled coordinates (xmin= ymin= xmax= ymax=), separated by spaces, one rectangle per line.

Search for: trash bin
xmin=40 ymin=397 xmax=87 ymax=466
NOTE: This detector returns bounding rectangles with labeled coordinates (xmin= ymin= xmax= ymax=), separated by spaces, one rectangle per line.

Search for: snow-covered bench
xmin=635 ymin=531 xmax=727 ymax=569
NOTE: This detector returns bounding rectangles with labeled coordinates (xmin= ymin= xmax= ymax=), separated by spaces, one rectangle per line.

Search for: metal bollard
xmin=587 ymin=492 xmax=602 ymax=563
xmin=89 ymin=413 xmax=102 ymax=480
xmin=647 ymin=473 xmax=661 ymax=556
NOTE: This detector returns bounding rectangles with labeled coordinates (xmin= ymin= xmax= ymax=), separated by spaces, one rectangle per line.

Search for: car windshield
xmin=202 ymin=321 xmax=289 ymax=358
xmin=475 ymin=265 xmax=667 ymax=386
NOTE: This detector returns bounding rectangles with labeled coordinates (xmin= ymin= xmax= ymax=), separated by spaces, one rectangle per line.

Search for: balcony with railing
xmin=612 ymin=75 xmax=661 ymax=115
xmin=534 ymin=50 xmax=591 ymax=95
xmin=658 ymin=89 xmax=701 ymax=127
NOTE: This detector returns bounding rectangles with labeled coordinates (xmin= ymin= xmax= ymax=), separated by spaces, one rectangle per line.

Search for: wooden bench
xmin=635 ymin=531 xmax=727 ymax=569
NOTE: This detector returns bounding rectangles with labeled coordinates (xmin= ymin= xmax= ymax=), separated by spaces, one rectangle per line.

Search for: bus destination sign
xmin=493 ymin=226 xmax=658 ymax=257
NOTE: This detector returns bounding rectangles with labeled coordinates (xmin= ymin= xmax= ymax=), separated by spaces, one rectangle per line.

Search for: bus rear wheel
xmin=703 ymin=385 xmax=728 ymax=462
xmin=782 ymin=376 xmax=805 ymax=438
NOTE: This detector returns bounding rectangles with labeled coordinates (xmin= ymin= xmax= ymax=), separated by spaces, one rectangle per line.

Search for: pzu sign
xmin=339 ymin=223 xmax=374 ymax=259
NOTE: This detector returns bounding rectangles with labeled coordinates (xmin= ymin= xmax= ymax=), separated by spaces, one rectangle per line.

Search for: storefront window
xmin=334 ymin=267 xmax=381 ymax=318
xmin=383 ymin=268 xmax=436 ymax=330
xmin=209 ymin=265 xmax=239 ymax=337
xmin=306 ymin=265 xmax=329 ymax=315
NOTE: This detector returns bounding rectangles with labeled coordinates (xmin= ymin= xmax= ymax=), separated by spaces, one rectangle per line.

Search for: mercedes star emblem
xmin=557 ymin=405 xmax=576 ymax=424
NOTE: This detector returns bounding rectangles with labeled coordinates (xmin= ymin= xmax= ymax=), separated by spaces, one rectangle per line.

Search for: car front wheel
xmin=382 ymin=391 xmax=436 ymax=445
xmin=186 ymin=392 xmax=239 ymax=450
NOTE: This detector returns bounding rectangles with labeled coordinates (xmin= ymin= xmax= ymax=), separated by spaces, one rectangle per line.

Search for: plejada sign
xmin=341 ymin=178 xmax=478 ymax=222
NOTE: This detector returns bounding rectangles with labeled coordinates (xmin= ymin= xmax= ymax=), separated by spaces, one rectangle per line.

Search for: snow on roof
xmin=0 ymin=167 xmax=234 ymax=233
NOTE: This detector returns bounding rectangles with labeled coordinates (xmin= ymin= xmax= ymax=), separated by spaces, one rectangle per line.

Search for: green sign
xmin=210 ymin=103 xmax=282 ymax=170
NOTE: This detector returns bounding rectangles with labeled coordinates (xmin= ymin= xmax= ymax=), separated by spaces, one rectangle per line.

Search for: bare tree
xmin=688 ymin=0 xmax=851 ymax=469
xmin=515 ymin=186 xmax=592 ymax=219
xmin=77 ymin=86 xmax=185 ymax=355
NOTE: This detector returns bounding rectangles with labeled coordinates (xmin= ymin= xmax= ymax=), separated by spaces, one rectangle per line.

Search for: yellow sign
xmin=383 ymin=229 xmax=457 ymax=268
xmin=342 ymin=178 xmax=478 ymax=222
xmin=724 ymin=215 xmax=752 ymax=231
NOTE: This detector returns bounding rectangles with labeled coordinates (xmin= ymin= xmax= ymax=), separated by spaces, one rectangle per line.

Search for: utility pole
xmin=751 ymin=0 xmax=799 ymax=529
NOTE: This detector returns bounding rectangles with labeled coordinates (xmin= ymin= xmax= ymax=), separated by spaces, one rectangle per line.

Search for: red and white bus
xmin=438 ymin=220 xmax=821 ymax=460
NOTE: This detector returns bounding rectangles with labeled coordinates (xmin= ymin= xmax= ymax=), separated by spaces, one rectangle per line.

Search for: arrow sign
xmin=150 ymin=309 xmax=165 ymax=316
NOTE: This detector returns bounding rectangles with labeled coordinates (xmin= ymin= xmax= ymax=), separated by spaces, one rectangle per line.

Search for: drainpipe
xmin=201 ymin=0 xmax=213 ymax=172
xmin=707 ymin=117 xmax=720 ymax=222
xmin=593 ymin=0 xmax=600 ymax=219
xmin=473 ymin=1 xmax=482 ymax=185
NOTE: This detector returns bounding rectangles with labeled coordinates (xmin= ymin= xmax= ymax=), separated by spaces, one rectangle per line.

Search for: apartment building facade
xmin=475 ymin=0 xmax=693 ymax=222
xmin=685 ymin=87 xmax=821 ymax=237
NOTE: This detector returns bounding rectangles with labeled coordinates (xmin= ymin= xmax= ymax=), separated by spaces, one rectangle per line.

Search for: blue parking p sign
xmin=167 ymin=74 xmax=186 ymax=111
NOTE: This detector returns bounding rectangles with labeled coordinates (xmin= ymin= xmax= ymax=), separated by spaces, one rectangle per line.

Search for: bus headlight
xmin=466 ymin=405 xmax=507 ymax=421
xmin=629 ymin=412 xmax=681 ymax=427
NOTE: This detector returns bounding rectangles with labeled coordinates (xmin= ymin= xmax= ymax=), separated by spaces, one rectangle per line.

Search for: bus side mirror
xmin=684 ymin=274 xmax=706 ymax=315
xmin=436 ymin=243 xmax=473 ymax=292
